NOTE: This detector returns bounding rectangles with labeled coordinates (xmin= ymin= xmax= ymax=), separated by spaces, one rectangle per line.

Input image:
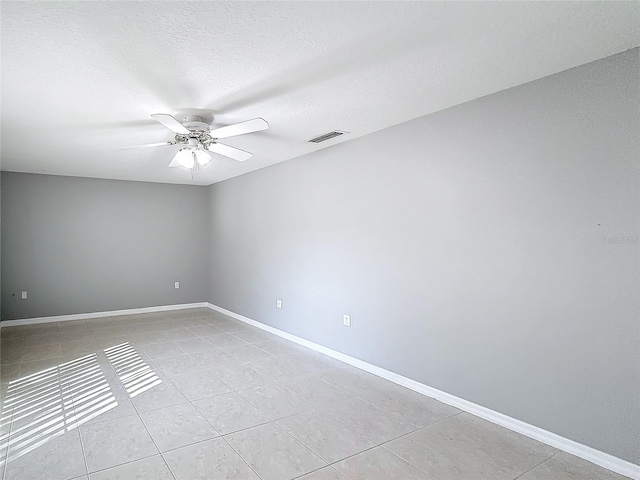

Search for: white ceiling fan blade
xmin=208 ymin=118 xmax=269 ymax=139
xmin=151 ymin=113 xmax=190 ymax=135
xmin=207 ymin=142 xmax=253 ymax=162
xmin=119 ymin=141 xmax=174 ymax=150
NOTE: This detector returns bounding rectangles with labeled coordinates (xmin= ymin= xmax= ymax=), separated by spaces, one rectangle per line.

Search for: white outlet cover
xmin=276 ymin=299 xmax=282 ymax=309
xmin=343 ymin=314 xmax=351 ymax=327
xmin=21 ymin=291 xmax=28 ymax=299
xmin=175 ymin=282 xmax=180 ymax=289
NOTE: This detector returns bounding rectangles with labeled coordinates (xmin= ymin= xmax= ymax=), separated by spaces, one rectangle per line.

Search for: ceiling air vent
xmin=308 ymin=130 xmax=348 ymax=143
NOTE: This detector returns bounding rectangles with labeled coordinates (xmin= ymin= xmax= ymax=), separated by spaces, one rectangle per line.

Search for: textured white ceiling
xmin=1 ymin=1 xmax=638 ymax=185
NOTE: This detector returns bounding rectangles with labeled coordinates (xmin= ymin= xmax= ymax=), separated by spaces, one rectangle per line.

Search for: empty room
xmin=0 ymin=1 xmax=638 ymax=480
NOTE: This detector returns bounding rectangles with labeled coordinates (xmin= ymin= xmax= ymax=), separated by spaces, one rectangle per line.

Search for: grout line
xmin=1 ymin=395 xmax=14 ymax=480
xmin=135 ymin=411 xmax=178 ymax=480
xmin=69 ymin=382 xmax=91 ymax=479
xmin=290 ymin=465 xmax=349 ymax=480
xmin=130 ymin=342 xmax=265 ymax=480
xmin=82 ymin=451 xmax=163 ymax=478
xmin=175 ymin=325 xmax=444 ymax=476
xmin=513 ymin=451 xmax=561 ymax=480
xmin=4 ymin=311 xmax=476 ymax=480
xmin=219 ymin=433 xmax=266 ymax=480
xmin=170 ymin=328 xmax=324 ymax=479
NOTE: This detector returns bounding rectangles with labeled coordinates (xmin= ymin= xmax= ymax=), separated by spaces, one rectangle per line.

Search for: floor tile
xmin=0 ymin=329 xmax=26 ymax=341
xmin=163 ymin=437 xmax=260 ymax=480
xmin=62 ymin=339 xmax=101 ymax=357
xmin=517 ymin=452 xmax=631 ymax=480
xmin=226 ymin=422 xmax=326 ymax=480
xmin=23 ymin=325 xmax=60 ymax=337
xmin=90 ymin=326 xmax=122 ymax=339
xmin=0 ymin=338 xmax=24 ymax=352
xmin=85 ymin=317 xmax=118 ymax=328
xmin=323 ymin=397 xmax=419 ymax=444
xmin=69 ymin=369 xmax=137 ymax=426
xmin=80 ymin=414 xmax=158 ymax=472
xmin=216 ymin=322 xmax=253 ymax=333
xmin=5 ymin=428 xmax=87 ymax=480
xmin=140 ymin=403 xmax=218 ymax=452
xmin=97 ymin=336 xmax=135 ymax=350
xmin=62 ymin=330 xmax=97 ymax=342
xmin=193 ymin=392 xmax=270 ymax=435
xmin=296 ymin=351 xmax=346 ymax=371
xmin=204 ymin=318 xmax=235 ymax=327
xmin=153 ymin=354 xmax=205 ymax=377
xmin=222 ymin=344 xmax=275 ymax=363
xmin=359 ymin=382 xmax=461 ymax=427
xmin=205 ymin=361 xmax=271 ymax=391
xmin=168 ymin=308 xmax=211 ymax=319
xmin=162 ymin=328 xmax=198 ymax=341
xmin=18 ymin=357 xmax=69 ymax=379
xmin=280 ymin=376 xmax=353 ymax=409
xmin=384 ymin=413 xmax=557 ymax=480
xmin=133 ymin=331 xmax=175 ymax=345
xmin=249 ymin=355 xmax=317 ymax=380
xmin=169 ymin=369 xmax=231 ymax=401
xmin=173 ymin=337 xmax=217 ymax=354
xmin=142 ymin=320 xmax=179 ymax=332
xmin=102 ymin=344 xmax=159 ymax=387
xmin=140 ymin=341 xmax=185 ymax=360
xmin=318 ymin=366 xmax=392 ymax=398
xmin=21 ymin=343 xmax=64 ymax=362
xmin=204 ymin=333 xmax=248 ymax=348
xmin=173 ymin=317 xmax=214 ymax=328
xmin=57 ymin=319 xmax=89 ymax=329
xmin=278 ymin=411 xmax=375 ymax=463
xmin=190 ymin=348 xmax=239 ymax=368
xmin=297 ymin=467 xmax=348 ymax=480
xmin=0 ymin=363 xmax=20 ymax=383
xmin=88 ymin=454 xmax=174 ymax=480
xmin=229 ymin=330 xmax=278 ymax=344
xmin=23 ymin=333 xmax=63 ymax=347
xmin=237 ymin=382 xmax=313 ymax=420
xmin=188 ymin=325 xmax=223 ymax=337
xmin=0 ymin=385 xmax=11 ymax=457
xmin=7 ymin=375 xmax=75 ymax=435
xmin=129 ymin=373 xmax=189 ymax=413
xmin=333 ymin=446 xmax=432 ymax=480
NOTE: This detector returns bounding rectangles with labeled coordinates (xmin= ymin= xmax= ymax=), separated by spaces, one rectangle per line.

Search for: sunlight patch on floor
xmin=0 ymin=342 xmax=162 ymax=468
xmin=104 ymin=343 xmax=162 ymax=397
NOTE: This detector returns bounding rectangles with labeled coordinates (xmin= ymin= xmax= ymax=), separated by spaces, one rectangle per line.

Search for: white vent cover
xmin=308 ymin=130 xmax=348 ymax=143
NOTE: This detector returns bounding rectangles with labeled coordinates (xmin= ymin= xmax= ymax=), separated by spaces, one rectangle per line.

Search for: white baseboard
xmin=206 ymin=302 xmax=640 ymax=480
xmin=0 ymin=302 xmax=208 ymax=327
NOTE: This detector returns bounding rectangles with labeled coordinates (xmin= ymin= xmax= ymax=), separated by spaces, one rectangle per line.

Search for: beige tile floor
xmin=0 ymin=308 xmax=629 ymax=480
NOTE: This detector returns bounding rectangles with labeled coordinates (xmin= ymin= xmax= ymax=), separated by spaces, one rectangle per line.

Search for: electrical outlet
xmin=276 ymin=299 xmax=282 ymax=309
xmin=174 ymin=282 xmax=180 ymax=289
xmin=343 ymin=314 xmax=351 ymax=327
xmin=21 ymin=291 xmax=28 ymax=300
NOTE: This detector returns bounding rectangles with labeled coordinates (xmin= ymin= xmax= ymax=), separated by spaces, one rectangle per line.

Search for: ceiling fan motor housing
xmin=173 ymin=116 xmax=214 ymax=146
xmin=181 ymin=116 xmax=210 ymax=134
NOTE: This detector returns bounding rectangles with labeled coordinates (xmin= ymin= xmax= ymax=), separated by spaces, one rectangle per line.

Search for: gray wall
xmin=1 ymin=173 xmax=209 ymax=320
xmin=207 ymin=49 xmax=639 ymax=463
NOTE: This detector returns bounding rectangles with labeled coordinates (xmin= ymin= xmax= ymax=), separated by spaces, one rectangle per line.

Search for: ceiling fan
xmin=120 ymin=114 xmax=269 ymax=171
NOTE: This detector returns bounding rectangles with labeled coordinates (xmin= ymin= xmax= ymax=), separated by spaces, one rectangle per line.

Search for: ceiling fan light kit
xmin=121 ymin=114 xmax=269 ymax=176
xmin=169 ymin=147 xmax=211 ymax=169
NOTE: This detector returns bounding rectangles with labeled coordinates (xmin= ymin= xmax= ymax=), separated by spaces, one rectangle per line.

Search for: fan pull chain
xmin=191 ymin=151 xmax=199 ymax=179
